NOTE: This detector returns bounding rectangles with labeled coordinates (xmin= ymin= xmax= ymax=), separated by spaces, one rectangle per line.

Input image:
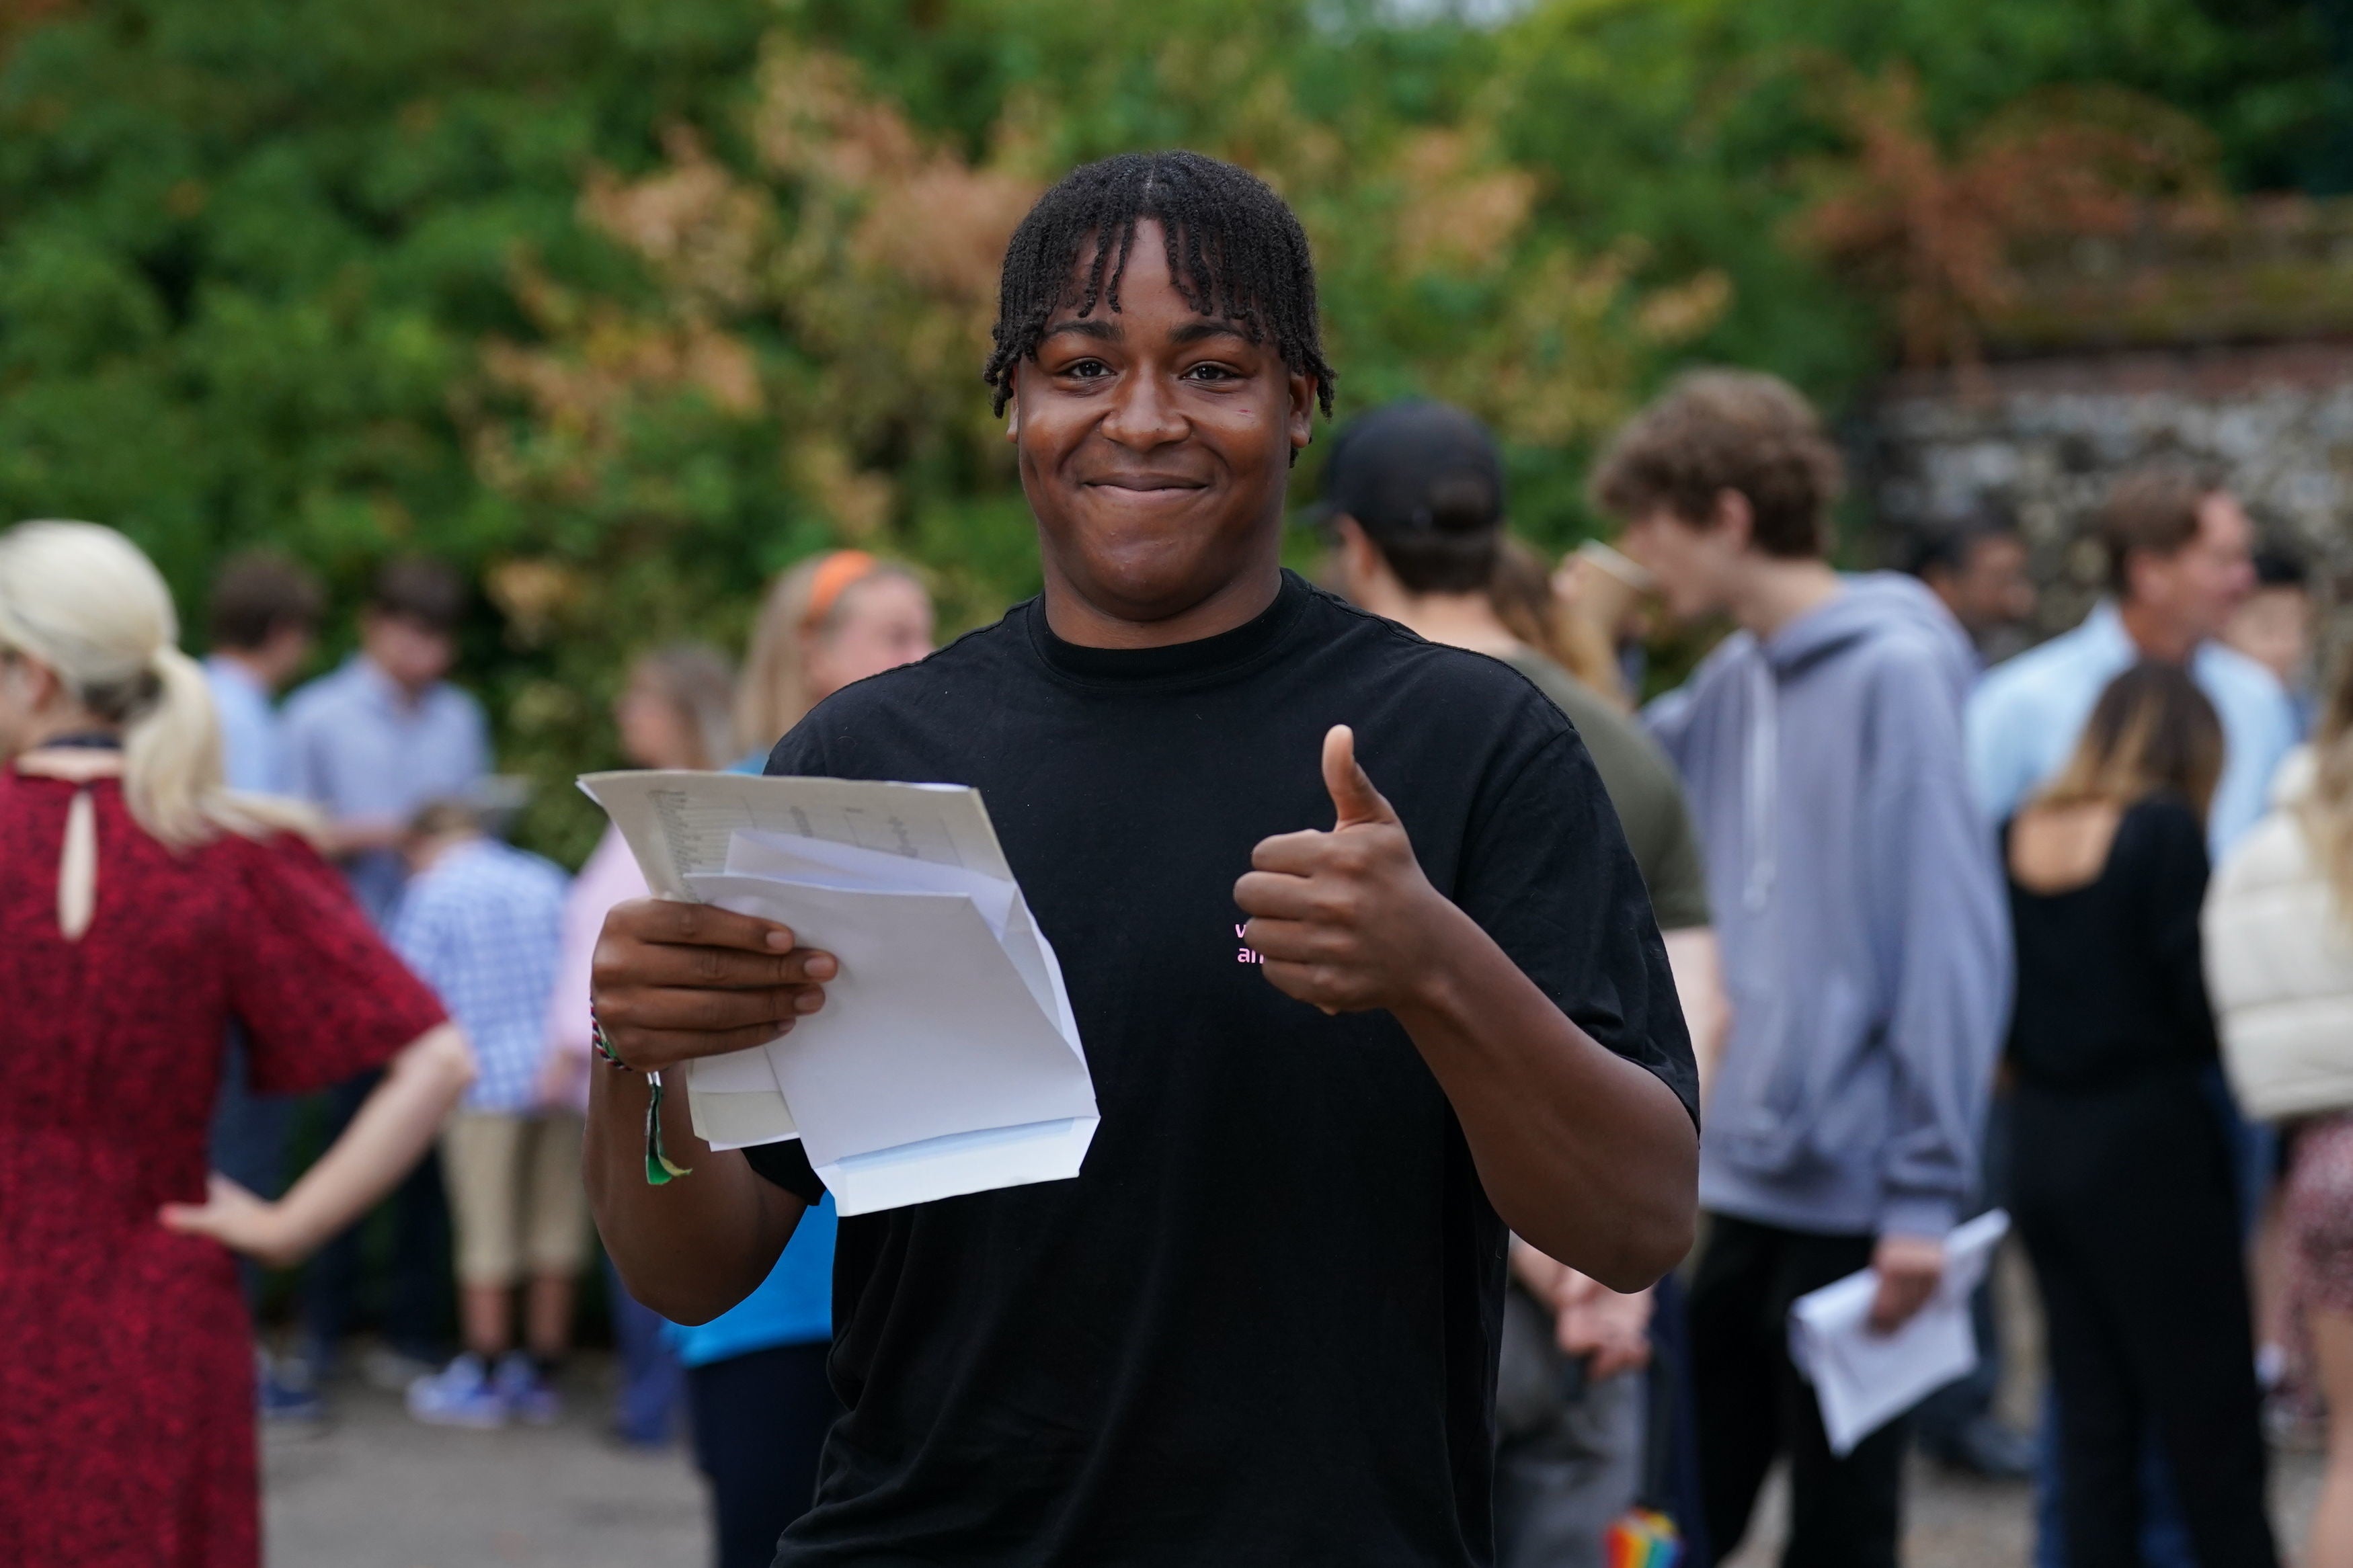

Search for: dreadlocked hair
xmin=982 ymin=150 xmax=1336 ymax=418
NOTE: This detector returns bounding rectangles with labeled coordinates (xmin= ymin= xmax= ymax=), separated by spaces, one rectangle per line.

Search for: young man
xmin=203 ymin=551 xmax=323 ymax=796
xmin=1591 ymin=369 xmax=2010 ymax=1565
xmin=1905 ymin=508 xmax=2036 ymax=663
xmin=586 ymin=151 xmax=1700 ymax=1565
xmin=1969 ymin=466 xmax=2296 ymax=854
xmin=283 ymin=557 xmax=490 ymax=922
xmin=390 ymin=801 xmax=578 ymax=1429
xmin=1321 ymin=397 xmax=1726 ymax=1567
xmin=281 ymin=557 xmax=489 ymax=1385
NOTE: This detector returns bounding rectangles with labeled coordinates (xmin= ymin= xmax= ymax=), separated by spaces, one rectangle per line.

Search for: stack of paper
xmin=1787 ymin=1209 xmax=2011 ymax=1456
xmin=580 ymin=770 xmax=1098 ymax=1216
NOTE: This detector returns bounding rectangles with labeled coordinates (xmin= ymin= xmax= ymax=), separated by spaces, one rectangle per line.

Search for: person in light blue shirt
xmin=1969 ymin=466 xmax=2293 ymax=1568
xmin=282 ymin=559 xmax=490 ymax=925
xmin=201 ymin=553 xmax=321 ymax=796
xmin=1968 ymin=470 xmax=2296 ymax=858
xmin=278 ymin=558 xmax=489 ymax=1381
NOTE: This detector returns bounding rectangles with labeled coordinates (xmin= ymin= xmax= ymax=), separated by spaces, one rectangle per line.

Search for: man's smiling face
xmin=1010 ymin=220 xmax=1315 ymax=631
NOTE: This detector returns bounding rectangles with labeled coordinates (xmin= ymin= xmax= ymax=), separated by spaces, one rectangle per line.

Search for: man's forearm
xmin=1392 ymin=901 xmax=1697 ymax=1292
xmin=585 ymin=1064 xmax=802 ymax=1324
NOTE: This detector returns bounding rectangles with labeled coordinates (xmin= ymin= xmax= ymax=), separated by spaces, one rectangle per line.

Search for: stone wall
xmin=1856 ymin=340 xmax=2353 ymax=643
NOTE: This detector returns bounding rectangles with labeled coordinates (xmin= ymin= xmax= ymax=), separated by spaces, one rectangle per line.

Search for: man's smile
xmin=1083 ymin=472 xmax=1210 ymax=493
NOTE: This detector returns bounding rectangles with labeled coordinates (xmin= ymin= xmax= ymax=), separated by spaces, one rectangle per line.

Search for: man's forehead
xmin=1039 ymin=313 xmax=1250 ymax=343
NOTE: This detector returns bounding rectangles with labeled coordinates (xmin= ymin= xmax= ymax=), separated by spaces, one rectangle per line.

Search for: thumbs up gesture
xmin=1234 ymin=725 xmax=1447 ymax=1015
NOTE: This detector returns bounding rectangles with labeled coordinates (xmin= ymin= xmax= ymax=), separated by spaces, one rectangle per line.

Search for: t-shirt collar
xmin=1025 ymin=570 xmax=1311 ymax=688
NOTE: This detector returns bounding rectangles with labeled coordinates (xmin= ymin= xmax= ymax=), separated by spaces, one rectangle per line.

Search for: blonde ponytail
xmin=0 ymin=520 xmax=315 ymax=852
xmin=122 ymin=643 xmax=223 ymax=846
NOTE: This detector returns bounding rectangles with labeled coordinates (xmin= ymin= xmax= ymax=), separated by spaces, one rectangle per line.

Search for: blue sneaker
xmin=255 ymin=1350 xmax=325 ymax=1425
xmin=493 ymin=1352 xmax=562 ymax=1427
xmin=406 ymin=1354 xmax=506 ymax=1430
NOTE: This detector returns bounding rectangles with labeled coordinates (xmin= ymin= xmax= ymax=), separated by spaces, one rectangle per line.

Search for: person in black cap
xmin=1324 ymin=399 xmax=1725 ymax=1568
xmin=579 ymin=152 xmax=1698 ymax=1565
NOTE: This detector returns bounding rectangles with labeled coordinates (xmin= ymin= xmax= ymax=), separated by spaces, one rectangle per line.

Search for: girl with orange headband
xmin=655 ymin=549 xmax=934 ymax=1566
xmin=734 ymin=550 xmax=934 ymax=764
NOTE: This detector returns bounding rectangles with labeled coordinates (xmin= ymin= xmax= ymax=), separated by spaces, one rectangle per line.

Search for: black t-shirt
xmin=748 ymin=571 xmax=1696 ymax=1567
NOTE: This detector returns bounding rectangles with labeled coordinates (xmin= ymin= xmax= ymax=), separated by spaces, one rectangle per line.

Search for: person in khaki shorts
xmin=387 ymin=799 xmax=579 ymax=1428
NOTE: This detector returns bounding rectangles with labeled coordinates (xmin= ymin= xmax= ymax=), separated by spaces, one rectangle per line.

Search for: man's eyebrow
xmin=1041 ymin=318 xmax=1121 ymax=343
xmin=1170 ymin=320 xmax=1250 ymax=346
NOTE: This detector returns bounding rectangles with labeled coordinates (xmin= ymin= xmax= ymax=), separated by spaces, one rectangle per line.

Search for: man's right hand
xmin=589 ymin=899 xmax=836 ymax=1072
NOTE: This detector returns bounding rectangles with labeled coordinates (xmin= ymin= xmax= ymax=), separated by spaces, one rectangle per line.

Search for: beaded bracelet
xmin=591 ymin=1002 xmax=692 ymax=1186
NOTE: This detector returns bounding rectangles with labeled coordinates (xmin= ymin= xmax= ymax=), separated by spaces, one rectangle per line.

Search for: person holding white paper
xmin=583 ymin=151 xmax=1699 ymax=1567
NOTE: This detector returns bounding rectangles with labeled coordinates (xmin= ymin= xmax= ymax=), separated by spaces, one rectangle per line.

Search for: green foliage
xmin=3 ymin=0 xmax=2342 ymax=862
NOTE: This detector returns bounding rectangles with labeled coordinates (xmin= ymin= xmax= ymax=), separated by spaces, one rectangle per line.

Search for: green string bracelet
xmin=592 ymin=1005 xmax=692 ymax=1186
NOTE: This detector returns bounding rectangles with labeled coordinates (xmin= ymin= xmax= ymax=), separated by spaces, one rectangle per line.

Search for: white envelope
xmin=1788 ymin=1209 xmax=2010 ymax=1456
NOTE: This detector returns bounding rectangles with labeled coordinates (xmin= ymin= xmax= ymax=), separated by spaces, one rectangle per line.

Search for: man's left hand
xmin=1234 ymin=725 xmax=1449 ymax=1016
xmin=1866 ymin=1233 xmax=1947 ymax=1333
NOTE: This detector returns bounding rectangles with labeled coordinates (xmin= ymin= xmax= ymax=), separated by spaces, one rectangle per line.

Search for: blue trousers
xmin=606 ymin=1256 xmax=684 ymax=1446
xmin=298 ymin=1070 xmax=451 ymax=1365
xmin=208 ymin=1033 xmax=294 ymax=1310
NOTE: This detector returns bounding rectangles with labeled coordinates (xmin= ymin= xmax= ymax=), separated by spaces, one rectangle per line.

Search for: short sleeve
xmin=1642 ymin=790 xmax=1712 ymax=932
xmin=744 ymin=1138 xmax=828 ymax=1205
xmin=763 ymin=714 xmax=832 ymax=780
xmin=1457 ymin=727 xmax=1701 ymax=1128
xmin=225 ymin=833 xmax=447 ymax=1094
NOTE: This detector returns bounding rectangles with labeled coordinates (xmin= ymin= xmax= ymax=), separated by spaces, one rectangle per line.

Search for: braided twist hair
xmin=982 ymin=151 xmax=1336 ymax=418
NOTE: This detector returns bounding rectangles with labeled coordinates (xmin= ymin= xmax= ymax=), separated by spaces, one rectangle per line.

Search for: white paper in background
xmin=1788 ymin=1209 xmax=2011 ymax=1456
xmin=575 ymin=770 xmax=1096 ymax=1215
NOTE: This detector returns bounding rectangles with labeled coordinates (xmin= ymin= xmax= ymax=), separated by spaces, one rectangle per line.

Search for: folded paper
xmin=1788 ymin=1209 xmax=2010 ymax=1456
xmin=579 ymin=770 xmax=1097 ymax=1215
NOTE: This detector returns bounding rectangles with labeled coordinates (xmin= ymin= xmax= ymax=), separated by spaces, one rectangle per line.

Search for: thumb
xmin=158 ymin=1198 xmax=213 ymax=1236
xmin=159 ymin=1173 xmax=249 ymax=1231
xmin=1322 ymin=725 xmax=1396 ymax=829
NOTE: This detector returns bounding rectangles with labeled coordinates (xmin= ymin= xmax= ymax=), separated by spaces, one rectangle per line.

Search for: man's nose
xmin=1101 ymin=369 xmax=1188 ymax=450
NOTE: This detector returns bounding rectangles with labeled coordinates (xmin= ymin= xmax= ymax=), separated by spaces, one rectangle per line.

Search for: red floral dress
xmin=0 ymin=771 xmax=445 ymax=1568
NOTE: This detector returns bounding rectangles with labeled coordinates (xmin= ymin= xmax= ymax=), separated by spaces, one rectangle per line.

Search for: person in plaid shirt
xmin=388 ymin=798 xmax=575 ymax=1428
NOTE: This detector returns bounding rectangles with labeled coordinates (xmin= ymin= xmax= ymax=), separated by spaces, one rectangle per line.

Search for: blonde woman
xmin=2004 ymin=661 xmax=2276 ymax=1568
xmin=2208 ymin=652 xmax=2353 ymax=1567
xmin=735 ymin=550 xmax=934 ymax=761
xmin=0 ymin=522 xmax=473 ymax=1568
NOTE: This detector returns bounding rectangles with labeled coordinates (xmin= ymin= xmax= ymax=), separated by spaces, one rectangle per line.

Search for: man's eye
xmin=1185 ymin=363 xmax=1241 ymax=382
xmin=1060 ymin=359 xmax=1111 ymax=379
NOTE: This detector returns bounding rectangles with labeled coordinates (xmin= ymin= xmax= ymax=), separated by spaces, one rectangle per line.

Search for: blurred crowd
xmin=199 ymin=543 xmax=941 ymax=1566
xmin=4 ymin=362 xmax=2347 ymax=1568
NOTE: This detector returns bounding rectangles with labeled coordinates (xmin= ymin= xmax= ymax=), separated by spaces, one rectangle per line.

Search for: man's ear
xmin=1711 ymin=488 xmax=1755 ymax=553
xmin=1286 ymin=371 xmax=1316 ymax=452
xmin=1004 ymin=364 xmax=1023 ymax=443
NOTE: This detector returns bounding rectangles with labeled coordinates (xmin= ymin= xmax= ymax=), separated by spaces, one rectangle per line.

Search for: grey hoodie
xmin=1646 ymin=573 xmax=2010 ymax=1239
